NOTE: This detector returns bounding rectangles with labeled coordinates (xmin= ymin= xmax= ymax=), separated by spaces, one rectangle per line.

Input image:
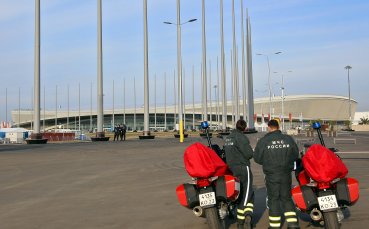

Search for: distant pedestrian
xmin=120 ymin=124 xmax=127 ymax=141
xmin=113 ymin=125 xmax=119 ymax=141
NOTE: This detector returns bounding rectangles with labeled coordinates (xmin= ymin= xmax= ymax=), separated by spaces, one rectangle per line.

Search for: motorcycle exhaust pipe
xmin=310 ymin=208 xmax=323 ymax=221
xmin=193 ymin=206 xmax=204 ymax=217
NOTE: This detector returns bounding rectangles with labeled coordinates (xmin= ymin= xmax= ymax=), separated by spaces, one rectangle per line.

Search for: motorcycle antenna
xmin=312 ymin=122 xmax=326 ymax=147
xmin=201 ymin=121 xmax=212 ymax=147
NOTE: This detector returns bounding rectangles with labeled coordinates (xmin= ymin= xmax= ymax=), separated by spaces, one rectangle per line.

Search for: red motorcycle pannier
xmin=291 ymin=185 xmax=318 ymax=211
xmin=336 ymin=177 xmax=359 ymax=206
xmin=215 ymin=175 xmax=240 ymax=201
xmin=302 ymin=144 xmax=348 ymax=183
xmin=176 ymin=183 xmax=199 ymax=208
xmin=184 ymin=142 xmax=229 ymax=178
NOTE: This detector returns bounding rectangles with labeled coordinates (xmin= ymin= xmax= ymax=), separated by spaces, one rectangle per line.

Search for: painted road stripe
xmin=336 ymin=152 xmax=369 ymax=154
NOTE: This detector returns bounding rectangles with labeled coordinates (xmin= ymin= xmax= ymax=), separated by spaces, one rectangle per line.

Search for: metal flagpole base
xmin=91 ymin=132 xmax=110 ymax=141
xmin=26 ymin=133 xmax=48 ymax=144
xmin=243 ymin=128 xmax=258 ymax=134
xmin=139 ymin=131 xmax=155 ymax=139
xmin=200 ymin=132 xmax=212 ymax=138
xmin=174 ymin=133 xmax=188 ymax=138
xmin=216 ymin=131 xmax=230 ymax=139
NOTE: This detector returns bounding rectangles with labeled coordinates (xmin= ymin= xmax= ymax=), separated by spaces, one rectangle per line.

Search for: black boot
xmin=287 ymin=222 xmax=300 ymax=229
xmin=244 ymin=215 xmax=253 ymax=229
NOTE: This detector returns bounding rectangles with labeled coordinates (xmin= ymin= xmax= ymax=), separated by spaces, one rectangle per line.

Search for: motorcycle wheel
xmin=205 ymin=207 xmax=223 ymax=229
xmin=323 ymin=211 xmax=340 ymax=229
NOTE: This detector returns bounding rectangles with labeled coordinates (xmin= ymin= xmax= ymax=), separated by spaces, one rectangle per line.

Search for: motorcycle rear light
xmin=196 ymin=178 xmax=211 ymax=188
xmin=176 ymin=184 xmax=189 ymax=207
xmin=317 ymin=182 xmax=331 ymax=190
xmin=331 ymin=178 xmax=341 ymax=184
xmin=291 ymin=186 xmax=308 ymax=211
xmin=347 ymin=177 xmax=359 ymax=204
xmin=306 ymin=182 xmax=317 ymax=187
xmin=224 ymin=175 xmax=240 ymax=201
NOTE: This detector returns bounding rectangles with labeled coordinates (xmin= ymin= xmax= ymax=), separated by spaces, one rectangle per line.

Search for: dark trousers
xmin=114 ymin=133 xmax=119 ymax=141
xmin=265 ymin=173 xmax=299 ymax=228
xmin=231 ymin=165 xmax=254 ymax=224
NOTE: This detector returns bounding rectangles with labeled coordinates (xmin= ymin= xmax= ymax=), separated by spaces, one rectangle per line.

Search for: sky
xmin=0 ymin=0 xmax=369 ymax=123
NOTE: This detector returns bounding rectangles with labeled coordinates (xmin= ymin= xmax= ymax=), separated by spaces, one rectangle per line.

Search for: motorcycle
xmin=176 ymin=121 xmax=240 ymax=229
xmin=292 ymin=122 xmax=359 ymax=228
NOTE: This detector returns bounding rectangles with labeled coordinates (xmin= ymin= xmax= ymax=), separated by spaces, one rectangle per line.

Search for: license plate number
xmin=318 ymin=195 xmax=338 ymax=211
xmin=199 ymin=192 xmax=216 ymax=207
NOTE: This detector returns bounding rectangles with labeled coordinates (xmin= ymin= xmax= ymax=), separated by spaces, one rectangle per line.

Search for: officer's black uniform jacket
xmin=224 ymin=129 xmax=253 ymax=168
xmin=254 ymin=130 xmax=298 ymax=176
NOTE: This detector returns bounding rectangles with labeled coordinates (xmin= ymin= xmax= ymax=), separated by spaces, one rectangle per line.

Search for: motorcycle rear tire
xmin=205 ymin=207 xmax=223 ymax=229
xmin=323 ymin=211 xmax=340 ymax=229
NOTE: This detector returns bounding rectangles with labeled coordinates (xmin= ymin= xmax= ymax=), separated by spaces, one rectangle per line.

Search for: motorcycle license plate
xmin=199 ymin=192 xmax=216 ymax=207
xmin=318 ymin=195 xmax=338 ymax=211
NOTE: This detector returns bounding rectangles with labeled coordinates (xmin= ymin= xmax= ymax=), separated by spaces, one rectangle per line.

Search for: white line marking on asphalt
xmin=336 ymin=152 xmax=369 ymax=154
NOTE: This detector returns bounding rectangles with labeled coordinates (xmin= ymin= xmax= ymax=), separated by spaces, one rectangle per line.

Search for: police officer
xmin=254 ymin=119 xmax=300 ymax=229
xmin=224 ymin=119 xmax=254 ymax=229
xmin=113 ymin=125 xmax=119 ymax=141
xmin=121 ymin=124 xmax=127 ymax=141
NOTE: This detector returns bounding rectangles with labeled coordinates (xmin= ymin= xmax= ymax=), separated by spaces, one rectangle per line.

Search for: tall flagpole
xmin=5 ymin=88 xmax=8 ymax=124
xmin=134 ymin=76 xmax=137 ymax=131
xmin=154 ymin=74 xmax=157 ymax=130
xmin=220 ymin=0 xmax=227 ymax=131
xmin=90 ymin=82 xmax=93 ymax=131
xmin=112 ymin=80 xmax=115 ymax=129
xmin=202 ymin=0 xmax=208 ymax=121
xmin=192 ymin=65 xmax=195 ymax=131
xmin=183 ymin=68 xmax=186 ymax=130
xmin=79 ymin=83 xmax=81 ymax=131
xmin=55 ymin=85 xmax=57 ymax=132
xmin=164 ymin=72 xmax=167 ymax=130
xmin=43 ymin=86 xmax=45 ymax=131
xmin=142 ymin=0 xmax=152 ymax=138
xmin=209 ymin=60 xmax=212 ymax=126
xmin=216 ymin=57 xmax=220 ymax=128
xmin=247 ymin=10 xmax=255 ymax=130
xmin=232 ymin=0 xmax=239 ymax=122
xmin=231 ymin=49 xmax=234 ymax=125
xmin=123 ymin=79 xmax=126 ymax=124
xmin=29 ymin=0 xmax=45 ymax=142
xmin=18 ymin=88 xmax=20 ymax=127
xmin=94 ymin=0 xmax=107 ymax=140
xmin=173 ymin=69 xmax=176 ymax=129
xmin=241 ymin=0 xmax=247 ymax=120
xmin=67 ymin=84 xmax=69 ymax=129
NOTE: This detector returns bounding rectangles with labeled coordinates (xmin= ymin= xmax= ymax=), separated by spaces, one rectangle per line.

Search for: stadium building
xmin=11 ymin=94 xmax=356 ymax=132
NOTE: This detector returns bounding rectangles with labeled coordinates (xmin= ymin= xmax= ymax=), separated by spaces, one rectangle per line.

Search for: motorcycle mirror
xmin=312 ymin=122 xmax=321 ymax=130
xmin=201 ymin=121 xmax=209 ymax=129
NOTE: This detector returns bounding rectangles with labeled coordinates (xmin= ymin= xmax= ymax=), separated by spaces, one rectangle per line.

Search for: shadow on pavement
xmin=252 ymin=186 xmax=267 ymax=226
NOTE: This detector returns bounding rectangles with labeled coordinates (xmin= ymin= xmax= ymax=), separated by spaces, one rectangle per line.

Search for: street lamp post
xmin=274 ymin=70 xmax=292 ymax=131
xmin=345 ymin=65 xmax=352 ymax=129
xmin=256 ymin=52 xmax=281 ymax=120
xmin=164 ymin=2 xmax=197 ymax=142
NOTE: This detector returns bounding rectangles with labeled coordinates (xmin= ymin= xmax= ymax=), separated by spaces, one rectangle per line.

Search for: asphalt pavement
xmin=0 ymin=131 xmax=368 ymax=229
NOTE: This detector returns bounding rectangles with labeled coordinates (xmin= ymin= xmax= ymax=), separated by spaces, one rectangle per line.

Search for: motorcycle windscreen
xmin=184 ymin=142 xmax=230 ymax=178
xmin=302 ymin=144 xmax=348 ymax=183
